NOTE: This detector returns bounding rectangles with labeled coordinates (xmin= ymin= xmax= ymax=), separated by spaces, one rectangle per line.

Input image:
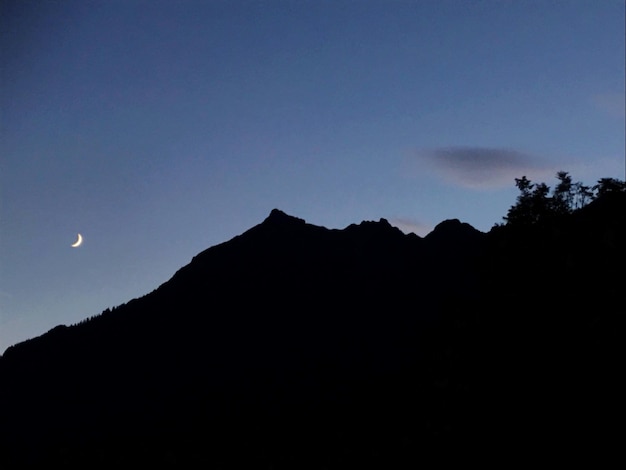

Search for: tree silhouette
xmin=504 ymin=172 xmax=626 ymax=226
xmin=573 ymin=182 xmax=593 ymax=209
xmin=504 ymin=176 xmax=550 ymax=225
xmin=503 ymin=176 xmax=534 ymax=225
xmin=593 ymin=177 xmax=626 ymax=197
xmin=552 ymin=171 xmax=574 ymax=215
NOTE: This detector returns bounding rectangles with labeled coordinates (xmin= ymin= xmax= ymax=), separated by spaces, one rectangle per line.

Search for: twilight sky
xmin=1 ymin=0 xmax=624 ymax=353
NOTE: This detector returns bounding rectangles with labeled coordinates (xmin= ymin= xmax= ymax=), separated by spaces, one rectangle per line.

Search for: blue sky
xmin=1 ymin=0 xmax=624 ymax=353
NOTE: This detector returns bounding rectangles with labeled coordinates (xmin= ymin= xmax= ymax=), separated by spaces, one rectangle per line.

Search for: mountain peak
xmin=350 ymin=217 xmax=400 ymax=232
xmin=263 ymin=208 xmax=306 ymax=226
xmin=425 ymin=219 xmax=484 ymax=245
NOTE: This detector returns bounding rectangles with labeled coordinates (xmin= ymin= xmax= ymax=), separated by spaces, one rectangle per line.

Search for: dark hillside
xmin=0 ymin=209 xmax=485 ymax=466
xmin=437 ymin=191 xmax=625 ymax=454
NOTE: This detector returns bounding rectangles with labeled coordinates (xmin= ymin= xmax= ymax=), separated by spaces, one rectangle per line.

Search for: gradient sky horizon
xmin=1 ymin=0 xmax=624 ymax=353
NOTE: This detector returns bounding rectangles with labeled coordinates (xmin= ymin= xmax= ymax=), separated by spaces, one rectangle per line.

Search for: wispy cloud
xmin=416 ymin=146 xmax=555 ymax=189
xmin=390 ymin=218 xmax=432 ymax=237
xmin=591 ymin=92 xmax=626 ymax=119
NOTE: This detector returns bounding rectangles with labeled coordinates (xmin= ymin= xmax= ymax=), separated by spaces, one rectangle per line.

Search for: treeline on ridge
xmin=502 ymin=171 xmax=626 ymax=226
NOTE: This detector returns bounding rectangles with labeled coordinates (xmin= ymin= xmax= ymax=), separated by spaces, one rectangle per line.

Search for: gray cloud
xmin=417 ymin=146 xmax=554 ymax=189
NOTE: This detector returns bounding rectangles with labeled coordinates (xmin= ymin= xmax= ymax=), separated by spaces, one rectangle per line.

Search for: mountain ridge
xmin=0 ymin=197 xmax=622 ymax=466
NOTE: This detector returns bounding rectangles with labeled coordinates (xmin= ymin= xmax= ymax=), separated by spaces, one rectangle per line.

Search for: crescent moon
xmin=71 ymin=233 xmax=83 ymax=248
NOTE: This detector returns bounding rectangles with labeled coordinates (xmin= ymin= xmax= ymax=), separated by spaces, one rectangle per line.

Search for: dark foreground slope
xmin=435 ymin=191 xmax=625 ymax=459
xmin=1 ymin=195 xmax=623 ymax=466
xmin=470 ymin=192 xmax=625 ymax=453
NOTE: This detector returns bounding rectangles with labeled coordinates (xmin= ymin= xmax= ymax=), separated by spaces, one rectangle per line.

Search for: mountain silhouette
xmin=1 ymin=194 xmax=623 ymax=466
